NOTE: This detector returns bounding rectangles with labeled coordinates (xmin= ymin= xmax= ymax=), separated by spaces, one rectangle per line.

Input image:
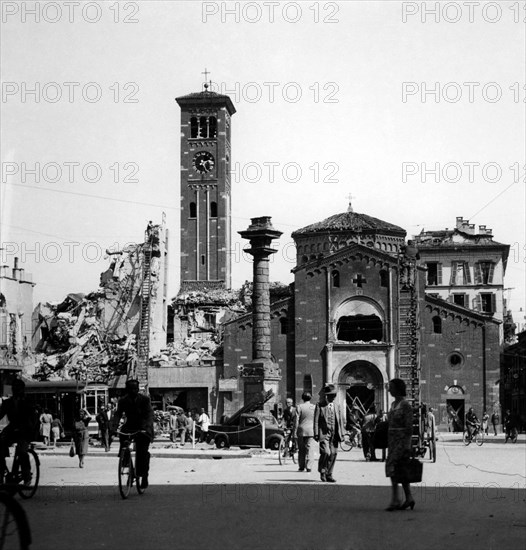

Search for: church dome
xmin=292 ymin=211 xmax=406 ymax=237
xmin=292 ymin=209 xmax=406 ymax=265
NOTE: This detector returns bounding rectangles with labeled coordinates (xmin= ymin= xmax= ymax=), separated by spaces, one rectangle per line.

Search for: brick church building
xmin=222 ymin=205 xmax=503 ymax=430
xmin=171 ymin=84 xmax=506 ymax=431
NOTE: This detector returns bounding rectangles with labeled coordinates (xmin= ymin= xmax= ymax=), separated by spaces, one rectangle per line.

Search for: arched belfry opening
xmin=334 ymin=298 xmax=385 ymax=343
xmin=339 ymin=361 xmax=384 ymax=418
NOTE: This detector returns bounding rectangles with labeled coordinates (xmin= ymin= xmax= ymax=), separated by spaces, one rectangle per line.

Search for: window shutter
xmin=0 ymin=311 xmax=7 ymax=346
xmin=474 ymin=262 xmax=482 ymax=284
xmin=450 ymin=262 xmax=457 ymax=285
xmin=491 ymin=293 xmax=496 ymax=314
xmin=464 ymin=262 xmax=471 ymax=284
xmin=437 ymin=263 xmax=443 ymax=285
xmin=488 ymin=263 xmax=495 ymax=284
xmin=473 ymin=294 xmax=482 ymax=311
xmin=464 ymin=294 xmax=469 ymax=308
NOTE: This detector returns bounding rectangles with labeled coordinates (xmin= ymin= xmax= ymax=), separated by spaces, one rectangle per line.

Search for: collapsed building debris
xmin=164 ymin=281 xmax=292 ymax=367
xmin=29 ymin=222 xmax=167 ymax=383
xmin=32 ymin=291 xmax=137 ymax=382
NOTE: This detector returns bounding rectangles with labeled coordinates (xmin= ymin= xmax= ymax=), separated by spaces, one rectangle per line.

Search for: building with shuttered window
xmin=413 ymin=216 xmax=509 ymax=327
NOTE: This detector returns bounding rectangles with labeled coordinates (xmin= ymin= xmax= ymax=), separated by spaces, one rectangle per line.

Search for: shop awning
xmin=24 ymin=380 xmax=86 ymax=393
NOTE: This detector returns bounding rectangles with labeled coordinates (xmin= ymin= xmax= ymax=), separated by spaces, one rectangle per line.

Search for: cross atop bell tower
xmin=201 ymin=68 xmax=212 ymax=91
xmin=176 ymin=81 xmax=236 ymax=291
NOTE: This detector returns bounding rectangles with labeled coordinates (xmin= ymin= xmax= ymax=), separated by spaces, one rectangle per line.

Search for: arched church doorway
xmin=339 ymin=361 xmax=384 ymax=421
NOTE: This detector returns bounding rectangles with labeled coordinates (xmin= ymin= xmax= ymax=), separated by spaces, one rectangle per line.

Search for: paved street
xmin=15 ymin=434 xmax=526 ymax=550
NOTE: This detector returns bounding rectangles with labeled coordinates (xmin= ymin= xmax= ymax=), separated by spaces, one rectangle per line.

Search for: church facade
xmin=222 ymin=207 xmax=502 ymax=430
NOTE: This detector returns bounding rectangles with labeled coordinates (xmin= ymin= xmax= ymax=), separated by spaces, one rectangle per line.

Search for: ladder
xmin=396 ymin=257 xmax=421 ymax=450
xmin=135 ymin=243 xmax=152 ymax=388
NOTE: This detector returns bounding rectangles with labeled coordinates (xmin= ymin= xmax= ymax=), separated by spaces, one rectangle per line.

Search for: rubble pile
xmin=174 ymin=287 xmax=246 ymax=309
xmin=150 ymin=336 xmax=222 ymax=366
xmin=173 ymin=281 xmax=292 ymax=312
xmin=32 ymin=292 xmax=136 ymax=382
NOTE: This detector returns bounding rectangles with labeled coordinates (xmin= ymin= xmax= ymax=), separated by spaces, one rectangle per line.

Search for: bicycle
xmin=278 ymin=430 xmax=296 ymax=465
xmin=0 ymin=490 xmax=32 ymax=550
xmin=463 ymin=424 xmax=484 ymax=446
xmin=504 ymin=426 xmax=518 ymax=444
xmin=340 ymin=429 xmax=359 ymax=452
xmin=117 ymin=431 xmax=147 ymax=499
xmin=0 ymin=443 xmax=40 ymax=500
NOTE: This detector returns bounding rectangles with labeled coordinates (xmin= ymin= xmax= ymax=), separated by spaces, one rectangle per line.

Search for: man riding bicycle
xmin=0 ymin=379 xmax=37 ymax=485
xmin=465 ymin=407 xmax=479 ymax=441
xmin=283 ymin=398 xmax=298 ymax=453
xmin=114 ymin=379 xmax=154 ymax=489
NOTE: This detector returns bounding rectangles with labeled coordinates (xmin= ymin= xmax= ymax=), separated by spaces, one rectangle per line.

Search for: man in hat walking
xmin=313 ymin=384 xmax=346 ymax=482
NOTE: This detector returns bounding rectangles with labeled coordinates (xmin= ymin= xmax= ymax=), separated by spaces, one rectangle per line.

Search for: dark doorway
xmin=347 ymin=385 xmax=375 ymax=414
xmin=446 ymin=399 xmax=465 ymax=432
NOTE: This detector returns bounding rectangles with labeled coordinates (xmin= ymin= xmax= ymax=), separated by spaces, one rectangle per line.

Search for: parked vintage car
xmin=207 ymin=413 xmax=284 ymax=450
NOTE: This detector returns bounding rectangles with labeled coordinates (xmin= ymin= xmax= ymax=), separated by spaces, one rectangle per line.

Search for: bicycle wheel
xmin=475 ymin=432 xmax=484 ymax=446
xmin=278 ymin=439 xmax=287 ymax=465
xmin=18 ymin=450 xmax=40 ymax=500
xmin=462 ymin=432 xmax=471 ymax=446
xmin=340 ymin=433 xmax=353 ymax=452
xmin=0 ymin=491 xmax=31 ymax=550
xmin=118 ymin=449 xmax=133 ymax=499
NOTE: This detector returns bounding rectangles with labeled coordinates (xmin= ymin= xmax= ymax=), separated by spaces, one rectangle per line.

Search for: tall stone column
xmin=239 ymin=217 xmax=282 ymax=414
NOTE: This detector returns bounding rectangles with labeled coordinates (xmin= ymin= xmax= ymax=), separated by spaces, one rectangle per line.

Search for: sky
xmin=1 ymin=1 xmax=525 ymax=328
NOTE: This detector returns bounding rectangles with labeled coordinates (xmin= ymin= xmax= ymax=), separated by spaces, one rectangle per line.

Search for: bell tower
xmin=176 ymin=76 xmax=236 ymax=290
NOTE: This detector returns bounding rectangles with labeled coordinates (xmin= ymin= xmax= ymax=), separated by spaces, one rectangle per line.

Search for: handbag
xmin=393 ymin=456 xmax=423 ymax=483
xmin=69 ymin=438 xmax=75 ymax=458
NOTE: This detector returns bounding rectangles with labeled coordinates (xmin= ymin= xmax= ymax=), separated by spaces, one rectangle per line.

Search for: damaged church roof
xmin=292 ymin=211 xmax=406 ymax=237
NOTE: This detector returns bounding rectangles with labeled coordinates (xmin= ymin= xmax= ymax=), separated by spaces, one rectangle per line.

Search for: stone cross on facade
xmin=353 ymin=274 xmax=367 ymax=287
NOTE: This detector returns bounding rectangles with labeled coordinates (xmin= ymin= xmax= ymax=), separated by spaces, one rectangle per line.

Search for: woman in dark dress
xmin=385 ymin=378 xmax=415 ymax=511
xmin=73 ymin=408 xmax=91 ymax=468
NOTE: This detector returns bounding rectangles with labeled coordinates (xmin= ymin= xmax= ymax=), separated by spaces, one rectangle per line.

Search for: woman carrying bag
xmin=385 ymin=378 xmax=418 ymax=511
xmin=72 ymin=408 xmax=91 ymax=468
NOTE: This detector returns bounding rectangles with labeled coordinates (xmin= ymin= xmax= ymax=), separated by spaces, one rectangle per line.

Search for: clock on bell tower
xmin=176 ymin=81 xmax=236 ymax=290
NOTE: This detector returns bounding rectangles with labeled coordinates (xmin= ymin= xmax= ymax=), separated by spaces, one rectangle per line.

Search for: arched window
xmin=208 ymin=116 xmax=217 ymax=138
xmin=303 ymin=375 xmax=313 ymax=394
xmin=331 ymin=270 xmax=340 ymax=288
xmin=190 ymin=117 xmax=198 ymax=138
xmin=432 ymin=316 xmax=442 ymax=334
xmin=210 ymin=201 xmax=218 ymax=218
xmin=380 ymin=270 xmax=389 ymax=288
xmin=337 ymin=315 xmax=383 ymax=342
xmin=189 ymin=202 xmax=197 ymax=218
xmin=279 ymin=317 xmax=288 ymax=335
xmin=199 ymin=116 xmax=208 ymax=138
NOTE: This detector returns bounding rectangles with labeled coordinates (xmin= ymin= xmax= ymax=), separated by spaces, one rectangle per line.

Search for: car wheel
xmin=215 ymin=435 xmax=229 ymax=449
xmin=267 ymin=437 xmax=282 ymax=451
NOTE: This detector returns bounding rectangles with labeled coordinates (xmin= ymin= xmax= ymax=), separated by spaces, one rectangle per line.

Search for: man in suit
xmin=96 ymin=405 xmax=112 ymax=452
xmin=313 ymin=384 xmax=346 ymax=482
xmin=295 ymin=392 xmax=316 ymax=472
